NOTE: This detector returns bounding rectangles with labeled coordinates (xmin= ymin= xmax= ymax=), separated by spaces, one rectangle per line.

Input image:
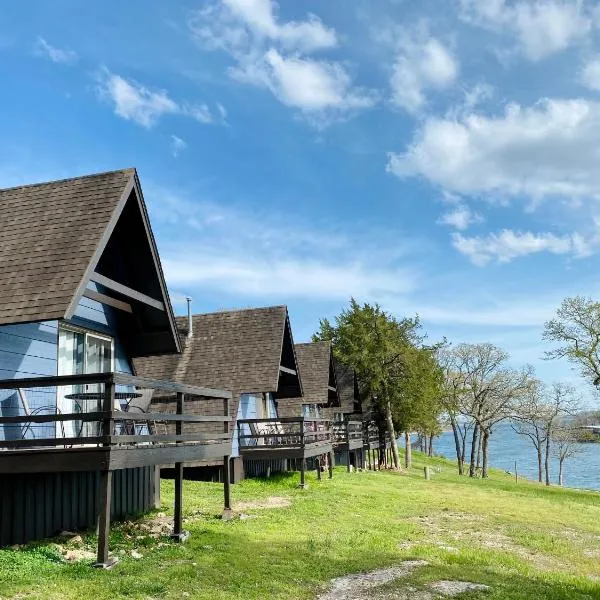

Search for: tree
xmin=439 ymin=347 xmax=470 ymax=475
xmin=313 ymin=299 xmax=424 ymax=470
xmin=513 ymin=382 xmax=578 ymax=485
xmin=454 ymin=343 xmax=533 ymax=478
xmin=395 ymin=344 xmax=443 ymax=468
xmin=544 ymin=296 xmax=600 ymax=387
xmin=552 ymin=425 xmax=584 ymax=486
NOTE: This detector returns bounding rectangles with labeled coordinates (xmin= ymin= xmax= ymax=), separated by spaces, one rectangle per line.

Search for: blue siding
xmin=0 ymin=321 xmax=58 ymax=441
xmin=69 ymin=284 xmax=132 ymax=375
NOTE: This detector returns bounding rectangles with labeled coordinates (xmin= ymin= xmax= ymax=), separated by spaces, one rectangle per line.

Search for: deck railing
xmin=237 ymin=417 xmax=331 ymax=450
xmin=0 ymin=372 xmax=231 ymax=453
xmin=332 ymin=420 xmax=363 ymax=445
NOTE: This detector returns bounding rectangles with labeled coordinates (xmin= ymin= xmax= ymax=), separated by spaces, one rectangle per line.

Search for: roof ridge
xmin=0 ymin=168 xmax=136 ymax=194
xmin=174 ymin=305 xmax=288 ymax=319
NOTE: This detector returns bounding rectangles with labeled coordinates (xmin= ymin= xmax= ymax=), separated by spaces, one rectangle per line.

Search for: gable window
xmin=302 ymin=404 xmax=320 ymax=419
xmin=57 ymin=325 xmax=114 ymax=437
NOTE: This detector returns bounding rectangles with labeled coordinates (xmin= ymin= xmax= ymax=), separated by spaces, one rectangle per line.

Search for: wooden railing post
xmin=171 ymin=392 xmax=188 ymax=542
xmin=346 ymin=421 xmax=351 ymax=473
xmin=95 ymin=378 xmax=116 ymax=569
xmin=223 ymin=397 xmax=232 ymax=517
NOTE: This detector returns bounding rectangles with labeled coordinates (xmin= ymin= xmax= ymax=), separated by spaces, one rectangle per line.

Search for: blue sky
xmin=3 ymin=0 xmax=600 ymax=399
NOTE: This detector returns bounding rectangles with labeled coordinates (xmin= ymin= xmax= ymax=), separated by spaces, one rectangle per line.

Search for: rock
xmin=10 ymin=544 xmax=23 ymax=550
xmin=67 ymin=535 xmax=83 ymax=546
xmin=131 ymin=549 xmax=143 ymax=559
xmin=58 ymin=531 xmax=78 ymax=539
xmin=429 ymin=581 xmax=490 ymax=596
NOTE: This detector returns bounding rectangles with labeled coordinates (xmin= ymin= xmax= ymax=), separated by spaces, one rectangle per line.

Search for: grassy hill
xmin=2 ymin=452 xmax=600 ymax=599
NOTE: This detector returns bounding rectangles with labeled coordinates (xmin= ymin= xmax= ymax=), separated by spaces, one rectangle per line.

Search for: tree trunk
xmin=385 ymin=401 xmax=401 ymax=470
xmin=428 ymin=436 xmax=433 ymax=457
xmin=558 ymin=457 xmax=564 ymax=486
xmin=544 ymin=434 xmax=551 ymax=486
xmin=481 ymin=428 xmax=490 ymax=478
xmin=476 ymin=429 xmax=483 ymax=470
xmin=404 ymin=431 xmax=412 ymax=469
xmin=469 ymin=422 xmax=479 ymax=477
xmin=460 ymin=425 xmax=468 ymax=467
xmin=536 ymin=445 xmax=543 ymax=483
xmin=450 ymin=416 xmax=463 ymax=475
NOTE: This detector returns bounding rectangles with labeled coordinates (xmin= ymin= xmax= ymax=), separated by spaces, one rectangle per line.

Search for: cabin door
xmin=57 ymin=326 xmax=113 ymax=438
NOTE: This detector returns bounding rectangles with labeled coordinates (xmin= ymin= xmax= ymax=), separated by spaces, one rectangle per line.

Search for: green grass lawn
xmin=2 ymin=452 xmax=600 ymax=599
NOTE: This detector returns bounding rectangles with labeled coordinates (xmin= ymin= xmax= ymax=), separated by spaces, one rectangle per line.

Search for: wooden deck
xmin=0 ymin=372 xmax=232 ymax=566
xmin=332 ymin=420 xmax=363 ymax=451
xmin=237 ymin=417 xmax=334 ymax=487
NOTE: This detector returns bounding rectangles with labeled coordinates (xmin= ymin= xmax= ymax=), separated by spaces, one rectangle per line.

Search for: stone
xmin=131 ymin=549 xmax=143 ymax=559
xmin=429 ymin=581 xmax=490 ymax=596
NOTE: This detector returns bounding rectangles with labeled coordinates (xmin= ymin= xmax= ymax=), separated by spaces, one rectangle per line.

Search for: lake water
xmin=407 ymin=422 xmax=600 ymax=491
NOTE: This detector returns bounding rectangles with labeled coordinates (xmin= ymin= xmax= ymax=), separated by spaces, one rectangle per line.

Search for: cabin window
xmin=57 ymin=325 xmax=114 ymax=437
xmin=261 ymin=393 xmax=275 ymax=419
xmin=302 ymin=404 xmax=320 ymax=419
xmin=334 ymin=412 xmax=344 ymax=422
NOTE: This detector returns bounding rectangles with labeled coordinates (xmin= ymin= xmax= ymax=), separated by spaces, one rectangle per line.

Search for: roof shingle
xmin=0 ymin=169 xmax=134 ymax=325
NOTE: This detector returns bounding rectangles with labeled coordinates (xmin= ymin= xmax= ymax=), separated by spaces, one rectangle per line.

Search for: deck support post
xmin=328 ymin=451 xmax=334 ymax=479
xmin=368 ymin=447 xmax=372 ymax=470
xmin=299 ymin=458 xmax=307 ymax=488
xmin=171 ymin=392 xmax=189 ymax=542
xmin=153 ymin=466 xmax=162 ymax=509
xmin=316 ymin=456 xmax=322 ymax=481
xmin=222 ymin=394 xmax=233 ymax=519
xmin=94 ymin=379 xmax=117 ymax=569
xmin=94 ymin=468 xmax=116 ymax=568
xmin=346 ymin=450 xmax=351 ymax=473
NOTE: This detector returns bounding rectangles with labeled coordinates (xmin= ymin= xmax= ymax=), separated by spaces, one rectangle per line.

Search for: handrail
xmin=0 ymin=373 xmax=231 ymax=399
xmin=0 ymin=373 xmax=232 ymax=453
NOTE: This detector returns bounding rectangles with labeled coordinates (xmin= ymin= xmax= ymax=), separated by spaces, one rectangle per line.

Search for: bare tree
xmin=552 ymin=425 xmax=584 ymax=486
xmin=544 ymin=296 xmax=600 ymax=386
xmin=513 ymin=382 xmax=578 ymax=485
xmin=454 ymin=343 xmax=533 ymax=478
xmin=512 ymin=379 xmax=547 ymax=483
xmin=439 ymin=348 xmax=468 ymax=475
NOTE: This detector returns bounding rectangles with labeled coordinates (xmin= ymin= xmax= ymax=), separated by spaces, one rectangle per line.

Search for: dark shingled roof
xmin=334 ymin=361 xmax=362 ymax=415
xmin=133 ymin=306 xmax=299 ymax=403
xmin=0 ymin=168 xmax=135 ymax=325
xmin=293 ymin=341 xmax=339 ymax=407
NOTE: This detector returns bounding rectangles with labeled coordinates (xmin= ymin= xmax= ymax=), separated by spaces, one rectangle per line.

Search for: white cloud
xmin=170 ymin=135 xmax=187 ymax=157
xmin=388 ymin=98 xmax=600 ymax=202
xmin=230 ymin=49 xmax=376 ymax=124
xmin=193 ymin=0 xmax=337 ymax=54
xmin=190 ymin=0 xmax=374 ymax=126
xmin=34 ymin=37 xmax=77 ymax=64
xmin=145 ymin=185 xmax=418 ymax=302
xmin=581 ymin=55 xmax=600 ymax=91
xmin=95 ymin=68 xmax=220 ymax=128
xmin=391 ymin=36 xmax=458 ymax=114
xmin=438 ymin=204 xmax=483 ymax=230
xmin=460 ymin=0 xmax=592 ymax=61
xmin=452 ymin=229 xmax=593 ymax=265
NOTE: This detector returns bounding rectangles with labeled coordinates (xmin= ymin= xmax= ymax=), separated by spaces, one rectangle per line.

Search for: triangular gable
xmin=65 ymin=170 xmax=180 ymax=356
xmin=276 ymin=311 xmax=303 ymax=399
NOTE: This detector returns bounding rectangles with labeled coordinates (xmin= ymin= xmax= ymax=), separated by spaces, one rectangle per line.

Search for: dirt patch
xmin=234 ymin=496 xmax=292 ymax=510
xmin=317 ymin=561 xmax=429 ymax=600
xmin=409 ymin=513 xmax=561 ymax=571
xmin=429 ymin=581 xmax=490 ymax=596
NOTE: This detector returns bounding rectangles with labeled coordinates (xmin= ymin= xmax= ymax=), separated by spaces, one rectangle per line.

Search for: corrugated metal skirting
xmin=0 ymin=467 xmax=156 ymax=546
xmin=243 ymin=458 xmax=287 ymax=478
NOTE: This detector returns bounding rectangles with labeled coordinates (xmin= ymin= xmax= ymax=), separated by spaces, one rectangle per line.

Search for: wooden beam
xmin=89 ymin=272 xmax=165 ymax=311
xmin=279 ymin=366 xmax=297 ymax=376
xmin=83 ymin=289 xmax=132 ymax=313
xmin=94 ymin=469 xmax=117 ymax=569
